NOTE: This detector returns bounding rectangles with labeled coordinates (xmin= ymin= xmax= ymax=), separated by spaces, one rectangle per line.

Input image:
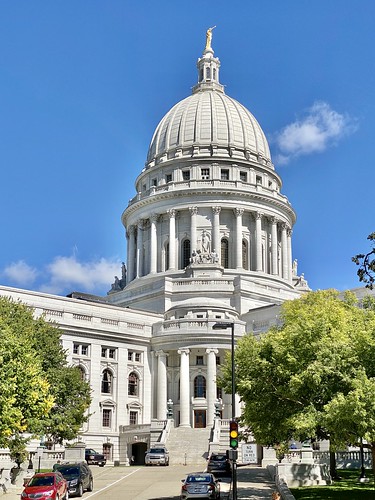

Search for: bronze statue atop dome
xmin=205 ymin=26 xmax=216 ymax=51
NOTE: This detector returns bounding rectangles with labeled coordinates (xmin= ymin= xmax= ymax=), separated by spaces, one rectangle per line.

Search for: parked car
xmin=145 ymin=446 xmax=169 ymax=466
xmin=206 ymin=453 xmax=231 ymax=477
xmin=180 ymin=473 xmax=220 ymax=500
xmin=85 ymin=448 xmax=106 ymax=467
xmin=21 ymin=472 xmax=68 ymax=500
xmin=53 ymin=462 xmax=93 ymax=497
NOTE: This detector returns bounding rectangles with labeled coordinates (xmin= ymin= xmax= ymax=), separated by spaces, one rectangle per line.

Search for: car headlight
xmin=70 ymin=479 xmax=78 ymax=486
xmin=44 ymin=490 xmax=55 ymax=497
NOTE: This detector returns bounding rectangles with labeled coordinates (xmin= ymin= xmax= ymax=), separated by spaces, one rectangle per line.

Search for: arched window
xmin=182 ymin=239 xmax=191 ymax=268
xmin=165 ymin=242 xmax=169 ymax=271
xmin=101 ymin=369 xmax=112 ymax=394
xmin=194 ymin=375 xmax=206 ymax=398
xmin=77 ymin=365 xmax=86 ymax=381
xmin=128 ymin=372 xmax=139 ymax=396
xmin=206 ymin=67 xmax=211 ymax=79
xmin=242 ymin=240 xmax=249 ymax=270
xmin=213 ymin=68 xmax=217 ymax=80
xmin=221 ymin=238 xmax=229 ymax=268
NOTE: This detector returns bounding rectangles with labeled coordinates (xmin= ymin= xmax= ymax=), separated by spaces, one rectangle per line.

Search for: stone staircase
xmin=166 ymin=426 xmax=211 ymax=467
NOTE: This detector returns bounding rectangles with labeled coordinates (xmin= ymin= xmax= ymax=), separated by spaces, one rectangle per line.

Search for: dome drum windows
xmin=101 ymin=369 xmax=113 ymax=394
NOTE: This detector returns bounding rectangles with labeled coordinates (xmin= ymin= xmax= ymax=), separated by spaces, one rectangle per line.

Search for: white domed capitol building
xmin=0 ymin=32 xmax=310 ymax=465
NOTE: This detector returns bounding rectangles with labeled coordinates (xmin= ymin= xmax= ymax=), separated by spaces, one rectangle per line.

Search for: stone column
xmin=127 ymin=225 xmax=136 ymax=283
xmin=212 ymin=207 xmax=221 ymax=259
xmin=168 ymin=209 xmax=176 ymax=270
xmin=136 ymin=220 xmax=143 ymax=278
xmin=190 ymin=207 xmax=198 ymax=253
xmin=255 ymin=212 xmax=263 ymax=272
xmin=178 ymin=348 xmax=191 ymax=427
xmin=281 ymin=223 xmax=288 ymax=279
xmin=156 ymin=350 xmax=168 ymax=420
xmin=234 ymin=208 xmax=244 ymax=268
xmin=150 ymin=214 xmax=158 ymax=274
xmin=206 ymin=348 xmax=218 ymax=426
xmin=287 ymin=228 xmax=293 ymax=281
xmin=270 ymin=217 xmax=278 ymax=276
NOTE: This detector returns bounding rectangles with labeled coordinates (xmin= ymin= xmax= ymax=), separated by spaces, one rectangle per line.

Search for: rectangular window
xmin=142 ymin=184 xmax=147 ymax=191
xmin=166 ymin=174 xmax=172 ymax=183
xmin=81 ymin=345 xmax=88 ymax=356
xmin=152 ymin=178 xmax=157 ymax=186
xmin=128 ymin=351 xmax=133 ymax=361
xmin=201 ymin=168 xmax=210 ymax=180
xmin=135 ymin=352 xmax=141 ymax=362
xmin=240 ymin=171 xmax=247 ymax=182
xmin=182 ymin=170 xmax=190 ymax=181
xmin=129 ymin=411 xmax=138 ymax=425
xmin=109 ymin=348 xmax=116 ymax=359
xmin=73 ymin=343 xmax=89 ymax=356
xmin=216 ymin=356 xmax=221 ymax=365
xmin=256 ymin=175 xmax=262 ymax=185
xmin=102 ymin=409 xmax=111 ymax=428
xmin=221 ymin=169 xmax=229 ymax=180
xmin=196 ymin=355 xmax=204 ymax=366
xmin=73 ymin=343 xmax=79 ymax=355
xmin=101 ymin=347 xmax=107 ymax=358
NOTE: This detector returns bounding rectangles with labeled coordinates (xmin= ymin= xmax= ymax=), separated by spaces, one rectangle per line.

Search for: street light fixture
xmin=212 ymin=321 xmax=237 ymax=500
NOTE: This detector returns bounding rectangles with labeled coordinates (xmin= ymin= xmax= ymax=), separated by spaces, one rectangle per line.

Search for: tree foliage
xmin=220 ymin=290 xmax=375 ymax=475
xmin=0 ymin=297 xmax=91 ymax=454
xmin=352 ymin=232 xmax=375 ymax=289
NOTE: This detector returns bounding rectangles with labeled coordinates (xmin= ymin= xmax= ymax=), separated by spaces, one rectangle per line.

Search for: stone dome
xmin=146 ymin=46 xmax=271 ymax=167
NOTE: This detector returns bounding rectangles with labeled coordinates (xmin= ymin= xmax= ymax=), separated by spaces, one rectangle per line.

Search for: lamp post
xmin=213 ymin=321 xmax=237 ymax=500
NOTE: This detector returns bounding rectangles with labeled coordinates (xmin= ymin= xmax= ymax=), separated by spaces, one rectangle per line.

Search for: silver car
xmin=145 ymin=447 xmax=169 ymax=466
xmin=180 ymin=473 xmax=220 ymax=499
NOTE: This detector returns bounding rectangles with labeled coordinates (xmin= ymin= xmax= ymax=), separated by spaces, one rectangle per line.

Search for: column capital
xmin=234 ymin=208 xmax=244 ymax=217
xmin=287 ymin=228 xmax=293 ymax=237
xmin=128 ymin=225 xmax=136 ymax=235
xmin=167 ymin=209 xmax=176 ymax=219
xmin=155 ymin=350 xmax=168 ymax=358
xmin=150 ymin=213 xmax=159 ymax=223
xmin=177 ymin=348 xmax=190 ymax=355
xmin=189 ymin=206 xmax=198 ymax=216
xmin=212 ymin=206 xmax=221 ymax=215
xmin=270 ymin=216 xmax=278 ymax=225
xmin=137 ymin=219 xmax=144 ymax=229
xmin=281 ymin=222 xmax=288 ymax=231
xmin=206 ymin=348 xmax=219 ymax=355
xmin=255 ymin=211 xmax=263 ymax=220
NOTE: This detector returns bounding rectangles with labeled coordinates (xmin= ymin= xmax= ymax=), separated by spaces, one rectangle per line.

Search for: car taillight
xmin=181 ymin=484 xmax=188 ymax=491
xmin=208 ymin=483 xmax=215 ymax=491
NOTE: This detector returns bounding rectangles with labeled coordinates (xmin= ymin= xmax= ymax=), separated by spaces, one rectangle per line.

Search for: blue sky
xmin=0 ymin=1 xmax=373 ymax=296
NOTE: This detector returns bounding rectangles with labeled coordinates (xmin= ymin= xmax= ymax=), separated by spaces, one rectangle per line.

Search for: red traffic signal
xmin=229 ymin=420 xmax=239 ymax=449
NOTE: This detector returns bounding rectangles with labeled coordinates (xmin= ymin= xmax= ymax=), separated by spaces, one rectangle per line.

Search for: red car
xmin=21 ymin=472 xmax=69 ymax=500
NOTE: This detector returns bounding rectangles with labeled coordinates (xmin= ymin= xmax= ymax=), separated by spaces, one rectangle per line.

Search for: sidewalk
xmin=235 ymin=465 xmax=278 ymax=499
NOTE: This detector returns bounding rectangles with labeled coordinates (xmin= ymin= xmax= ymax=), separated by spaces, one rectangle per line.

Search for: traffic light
xmin=229 ymin=420 xmax=239 ymax=449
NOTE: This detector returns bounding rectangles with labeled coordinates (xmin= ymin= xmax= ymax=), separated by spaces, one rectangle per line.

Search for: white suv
xmin=145 ymin=447 xmax=169 ymax=466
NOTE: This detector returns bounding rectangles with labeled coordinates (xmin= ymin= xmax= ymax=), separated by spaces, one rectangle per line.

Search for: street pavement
xmin=1 ymin=464 xmax=278 ymax=500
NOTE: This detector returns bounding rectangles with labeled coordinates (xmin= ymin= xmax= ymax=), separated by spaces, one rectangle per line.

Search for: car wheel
xmin=77 ymin=483 xmax=83 ymax=497
xmin=99 ymin=463 xmax=105 ymax=467
xmin=87 ymin=478 xmax=93 ymax=492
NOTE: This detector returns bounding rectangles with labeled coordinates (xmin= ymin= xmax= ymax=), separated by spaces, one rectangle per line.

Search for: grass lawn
xmin=290 ymin=469 xmax=375 ymax=499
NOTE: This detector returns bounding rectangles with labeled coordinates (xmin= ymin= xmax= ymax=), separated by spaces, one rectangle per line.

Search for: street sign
xmin=242 ymin=443 xmax=258 ymax=464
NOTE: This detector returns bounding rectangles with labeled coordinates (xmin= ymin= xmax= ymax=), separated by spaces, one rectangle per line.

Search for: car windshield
xmin=210 ymin=454 xmax=226 ymax=461
xmin=187 ymin=475 xmax=211 ymax=483
xmin=29 ymin=476 xmax=55 ymax=487
xmin=86 ymin=449 xmax=98 ymax=454
xmin=149 ymin=448 xmax=165 ymax=453
xmin=56 ymin=467 xmax=80 ymax=475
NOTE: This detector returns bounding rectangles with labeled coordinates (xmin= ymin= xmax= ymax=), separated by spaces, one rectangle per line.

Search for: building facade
xmin=0 ymin=35 xmax=310 ymax=463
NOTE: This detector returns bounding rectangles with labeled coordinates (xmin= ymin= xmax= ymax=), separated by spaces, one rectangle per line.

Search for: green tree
xmin=352 ymin=232 xmax=375 ymax=289
xmin=221 ymin=290 xmax=375 ymax=477
xmin=0 ymin=297 xmax=91 ymax=456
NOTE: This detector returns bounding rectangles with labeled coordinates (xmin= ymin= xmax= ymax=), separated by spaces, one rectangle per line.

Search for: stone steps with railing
xmin=166 ymin=426 xmax=211 ymax=466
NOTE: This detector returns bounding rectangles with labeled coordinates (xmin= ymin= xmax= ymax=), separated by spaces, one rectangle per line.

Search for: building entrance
xmin=194 ymin=410 xmax=206 ymax=428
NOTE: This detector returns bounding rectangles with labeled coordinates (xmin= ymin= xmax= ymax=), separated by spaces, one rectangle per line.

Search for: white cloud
xmin=3 ymin=260 xmax=38 ymax=286
xmin=40 ymin=256 xmax=121 ymax=295
xmin=273 ymin=101 xmax=358 ymax=165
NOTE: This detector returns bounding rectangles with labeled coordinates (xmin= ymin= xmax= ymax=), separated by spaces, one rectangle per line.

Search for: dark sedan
xmin=206 ymin=453 xmax=231 ymax=477
xmin=53 ymin=463 xmax=93 ymax=497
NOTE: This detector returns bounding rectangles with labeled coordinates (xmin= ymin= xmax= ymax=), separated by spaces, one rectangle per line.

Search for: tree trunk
xmin=329 ymin=450 xmax=340 ymax=480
